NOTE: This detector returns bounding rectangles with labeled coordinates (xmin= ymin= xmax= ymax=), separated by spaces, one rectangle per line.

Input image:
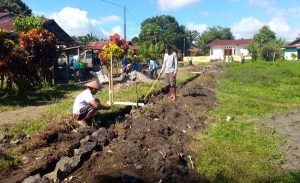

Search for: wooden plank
xmin=113 ymin=101 xmax=145 ymax=107
xmin=190 ymin=72 xmax=203 ymax=74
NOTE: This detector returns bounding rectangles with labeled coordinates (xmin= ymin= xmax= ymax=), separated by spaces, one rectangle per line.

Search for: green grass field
xmin=195 ymin=61 xmax=300 ymax=183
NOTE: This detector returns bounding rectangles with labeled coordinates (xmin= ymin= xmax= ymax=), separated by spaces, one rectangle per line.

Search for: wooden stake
xmin=111 ymin=52 xmax=114 ymax=103
xmin=135 ymin=72 xmax=138 ymax=107
xmin=143 ymin=75 xmax=160 ymax=101
xmin=108 ymin=51 xmax=113 ymax=105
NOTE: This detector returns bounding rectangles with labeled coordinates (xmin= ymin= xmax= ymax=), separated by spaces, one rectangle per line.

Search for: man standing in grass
xmin=73 ymin=80 xmax=110 ymax=128
xmin=159 ymin=45 xmax=178 ymax=101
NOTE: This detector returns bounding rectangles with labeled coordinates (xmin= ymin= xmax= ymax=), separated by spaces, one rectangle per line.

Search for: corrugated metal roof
xmin=207 ymin=39 xmax=252 ymax=46
xmin=0 ymin=12 xmax=15 ymax=32
xmin=0 ymin=12 xmax=77 ymax=46
xmin=86 ymin=41 xmax=109 ymax=50
xmin=284 ymin=38 xmax=300 ymax=48
xmin=128 ymin=44 xmax=140 ymax=50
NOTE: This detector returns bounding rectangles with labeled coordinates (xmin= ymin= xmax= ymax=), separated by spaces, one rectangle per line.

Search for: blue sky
xmin=22 ymin=0 xmax=300 ymax=41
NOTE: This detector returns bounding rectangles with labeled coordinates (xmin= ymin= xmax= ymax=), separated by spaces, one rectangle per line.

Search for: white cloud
xmin=231 ymin=17 xmax=263 ymax=39
xmin=158 ymin=0 xmax=201 ymax=11
xmin=111 ymin=26 xmax=122 ymax=36
xmin=50 ymin=7 xmax=106 ymax=37
xmin=98 ymin=26 xmax=123 ymax=38
xmin=186 ymin=22 xmax=207 ymax=34
xmin=199 ymin=10 xmax=209 ymax=17
xmin=99 ymin=15 xmax=121 ymax=25
xmin=231 ymin=16 xmax=297 ymax=41
xmin=248 ymin=0 xmax=274 ymax=7
xmin=267 ymin=17 xmax=296 ymax=41
xmin=288 ymin=7 xmax=300 ymax=18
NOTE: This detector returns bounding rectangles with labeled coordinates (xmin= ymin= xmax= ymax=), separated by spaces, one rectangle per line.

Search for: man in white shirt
xmin=159 ymin=45 xmax=178 ymax=101
xmin=73 ymin=80 xmax=110 ymax=127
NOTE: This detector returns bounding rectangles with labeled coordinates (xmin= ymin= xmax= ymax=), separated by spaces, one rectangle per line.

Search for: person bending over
xmin=73 ymin=80 xmax=110 ymax=127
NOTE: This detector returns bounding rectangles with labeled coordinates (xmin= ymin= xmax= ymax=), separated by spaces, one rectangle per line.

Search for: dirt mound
xmin=0 ymin=65 xmax=219 ymax=183
xmin=65 ymin=74 xmax=216 ymax=183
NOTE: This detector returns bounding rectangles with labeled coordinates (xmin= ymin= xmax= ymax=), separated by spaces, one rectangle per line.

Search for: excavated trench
xmin=0 ymin=64 xmax=222 ymax=183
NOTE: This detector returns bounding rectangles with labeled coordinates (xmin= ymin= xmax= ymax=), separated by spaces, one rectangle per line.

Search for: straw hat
xmin=84 ymin=80 xmax=102 ymax=90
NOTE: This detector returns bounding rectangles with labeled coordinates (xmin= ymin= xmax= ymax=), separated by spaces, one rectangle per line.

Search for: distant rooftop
xmin=0 ymin=12 xmax=77 ymax=46
xmin=207 ymin=39 xmax=252 ymax=47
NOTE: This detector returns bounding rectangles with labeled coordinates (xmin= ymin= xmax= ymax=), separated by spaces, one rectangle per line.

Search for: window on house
xmin=211 ymin=49 xmax=213 ymax=55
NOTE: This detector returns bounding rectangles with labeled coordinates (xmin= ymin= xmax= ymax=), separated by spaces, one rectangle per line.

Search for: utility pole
xmin=183 ymin=37 xmax=186 ymax=57
xmin=124 ymin=5 xmax=126 ymax=42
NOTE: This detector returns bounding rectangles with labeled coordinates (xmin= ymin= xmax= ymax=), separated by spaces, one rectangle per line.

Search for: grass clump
xmin=0 ymin=149 xmax=21 ymax=172
xmin=211 ymin=61 xmax=300 ymax=120
xmin=5 ymin=119 xmax=47 ymax=137
xmin=195 ymin=120 xmax=286 ymax=182
xmin=196 ymin=61 xmax=300 ymax=182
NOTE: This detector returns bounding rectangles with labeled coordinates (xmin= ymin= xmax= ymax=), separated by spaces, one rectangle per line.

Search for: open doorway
xmin=224 ymin=48 xmax=232 ymax=56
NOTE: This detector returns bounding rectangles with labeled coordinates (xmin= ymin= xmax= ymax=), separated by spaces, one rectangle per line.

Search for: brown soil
xmin=0 ymin=64 xmax=220 ymax=183
xmin=263 ymin=110 xmax=300 ymax=171
xmin=65 ymin=72 xmax=218 ymax=183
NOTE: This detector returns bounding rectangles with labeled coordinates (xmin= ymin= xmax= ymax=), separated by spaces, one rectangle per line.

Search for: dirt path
xmin=0 ymin=105 xmax=48 ymax=129
xmin=263 ymin=110 xmax=300 ymax=171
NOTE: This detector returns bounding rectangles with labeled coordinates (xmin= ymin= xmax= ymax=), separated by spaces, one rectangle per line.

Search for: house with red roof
xmin=0 ymin=12 xmax=77 ymax=46
xmin=283 ymin=38 xmax=300 ymax=60
xmin=207 ymin=39 xmax=252 ymax=61
xmin=86 ymin=41 xmax=109 ymax=50
xmin=0 ymin=12 xmax=80 ymax=83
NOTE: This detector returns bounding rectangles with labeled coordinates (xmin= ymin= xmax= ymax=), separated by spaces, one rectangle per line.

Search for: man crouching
xmin=73 ymin=80 xmax=110 ymax=128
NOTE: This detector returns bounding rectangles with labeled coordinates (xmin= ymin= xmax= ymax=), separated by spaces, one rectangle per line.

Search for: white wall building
xmin=283 ymin=38 xmax=300 ymax=60
xmin=207 ymin=39 xmax=252 ymax=61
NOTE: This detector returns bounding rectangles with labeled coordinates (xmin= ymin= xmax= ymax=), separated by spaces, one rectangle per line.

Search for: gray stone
xmin=22 ymin=174 xmax=41 ymax=183
xmin=91 ymin=128 xmax=106 ymax=141
xmin=135 ymin=164 xmax=143 ymax=170
xmin=0 ymin=134 xmax=7 ymax=143
xmin=80 ymin=135 xmax=90 ymax=145
xmin=74 ymin=141 xmax=97 ymax=157
xmin=56 ymin=156 xmax=82 ymax=180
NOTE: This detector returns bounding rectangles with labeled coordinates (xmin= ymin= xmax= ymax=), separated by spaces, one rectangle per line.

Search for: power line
xmin=100 ymin=0 xmax=140 ymax=40
xmin=100 ymin=0 xmax=126 ymax=40
xmin=100 ymin=0 xmax=123 ymax=8
xmin=126 ymin=7 xmax=140 ymax=28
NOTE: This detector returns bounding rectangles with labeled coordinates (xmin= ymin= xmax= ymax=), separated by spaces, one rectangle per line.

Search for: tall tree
xmin=184 ymin=29 xmax=199 ymax=55
xmin=72 ymin=33 xmax=100 ymax=46
xmin=139 ymin=15 xmax=185 ymax=53
xmin=13 ymin=15 xmax=44 ymax=33
xmin=130 ymin=36 xmax=140 ymax=45
xmin=196 ymin=26 xmax=234 ymax=55
xmin=0 ymin=0 xmax=31 ymax=16
xmin=253 ymin=25 xmax=276 ymax=47
xmin=250 ymin=25 xmax=284 ymax=61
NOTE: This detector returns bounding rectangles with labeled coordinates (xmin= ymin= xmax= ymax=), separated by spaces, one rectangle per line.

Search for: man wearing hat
xmin=73 ymin=80 xmax=110 ymax=127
